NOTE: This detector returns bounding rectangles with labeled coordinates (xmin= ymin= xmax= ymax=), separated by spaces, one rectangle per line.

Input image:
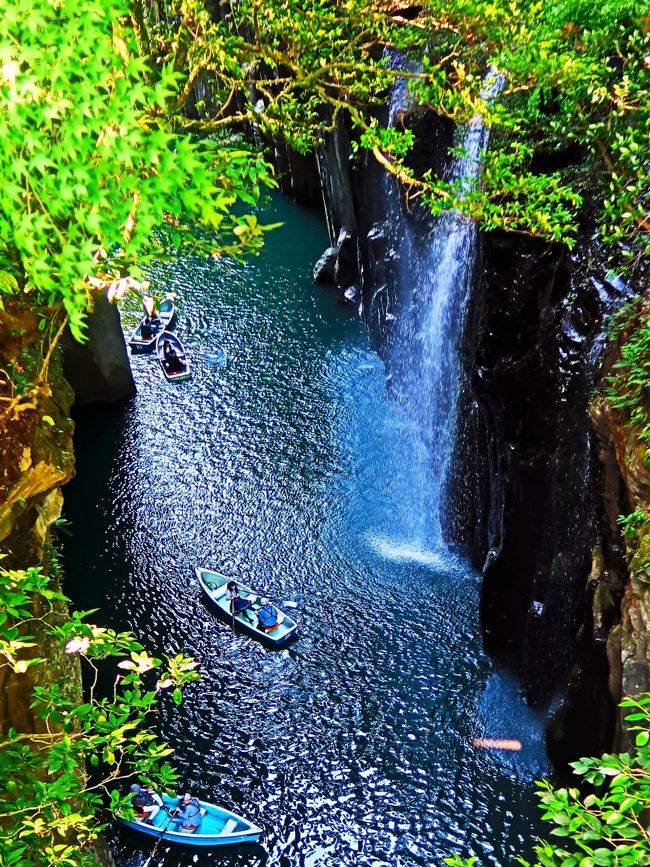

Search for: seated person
xmin=140 ymin=317 xmax=154 ymax=340
xmin=227 ymin=580 xmax=254 ymax=621
xmin=172 ymin=792 xmax=203 ymax=833
xmin=162 ymin=340 xmax=185 ymax=373
xmin=256 ymin=600 xmax=279 ymax=632
xmin=129 ymin=782 xmax=162 ymax=824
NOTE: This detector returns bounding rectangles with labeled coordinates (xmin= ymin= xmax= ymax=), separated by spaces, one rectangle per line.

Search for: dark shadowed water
xmin=63 ymin=194 xmax=550 ymax=867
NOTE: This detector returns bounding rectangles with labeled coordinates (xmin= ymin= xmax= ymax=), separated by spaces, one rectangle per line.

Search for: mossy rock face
xmin=593 ymin=581 xmax=616 ymax=623
xmin=0 ymin=299 xmax=78 ymax=735
xmin=630 ymin=527 xmax=650 ymax=587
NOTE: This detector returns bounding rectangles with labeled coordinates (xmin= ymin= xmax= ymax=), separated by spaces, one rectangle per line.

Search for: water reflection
xmin=64 ymin=195 xmax=550 ymax=867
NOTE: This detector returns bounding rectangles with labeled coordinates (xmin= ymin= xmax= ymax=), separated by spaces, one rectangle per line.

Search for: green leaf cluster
xmin=607 ymin=298 xmax=650 ymax=460
xmin=0 ymin=566 xmax=200 ymax=866
xmin=0 ymin=0 xmax=277 ymax=341
xmin=3 ymin=0 xmax=649 ymax=347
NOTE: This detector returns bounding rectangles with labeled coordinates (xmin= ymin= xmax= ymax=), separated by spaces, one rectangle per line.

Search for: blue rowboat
xmin=196 ymin=567 xmax=299 ymax=648
xmin=156 ymin=330 xmax=191 ymax=382
xmin=116 ymin=793 xmax=262 ymax=847
xmin=128 ymin=298 xmax=175 ymax=351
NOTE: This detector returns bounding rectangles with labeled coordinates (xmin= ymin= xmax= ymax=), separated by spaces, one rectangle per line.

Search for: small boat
xmin=156 ymin=330 xmax=191 ymax=382
xmin=196 ymin=567 xmax=299 ymax=647
xmin=116 ymin=793 xmax=262 ymax=848
xmin=128 ymin=298 xmax=175 ymax=351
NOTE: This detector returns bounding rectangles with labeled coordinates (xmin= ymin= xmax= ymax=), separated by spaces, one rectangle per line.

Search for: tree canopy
xmin=0 ymin=0 xmax=648 ymax=343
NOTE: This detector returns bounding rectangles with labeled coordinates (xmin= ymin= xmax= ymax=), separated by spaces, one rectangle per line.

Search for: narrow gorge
xmin=2 ymin=2 xmax=649 ymax=865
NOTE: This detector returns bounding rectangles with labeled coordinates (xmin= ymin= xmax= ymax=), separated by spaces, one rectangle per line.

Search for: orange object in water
xmin=472 ymin=738 xmax=522 ymax=751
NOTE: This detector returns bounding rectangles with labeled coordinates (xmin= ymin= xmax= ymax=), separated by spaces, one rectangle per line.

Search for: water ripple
xmin=64 ymin=196 xmax=550 ymax=867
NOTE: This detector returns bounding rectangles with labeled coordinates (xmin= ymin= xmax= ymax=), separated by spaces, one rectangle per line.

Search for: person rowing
xmin=171 ymin=792 xmax=203 ymax=833
xmin=226 ymin=580 xmax=255 ymax=622
xmin=163 ymin=339 xmax=185 ymax=373
xmin=140 ymin=316 xmax=154 ymax=341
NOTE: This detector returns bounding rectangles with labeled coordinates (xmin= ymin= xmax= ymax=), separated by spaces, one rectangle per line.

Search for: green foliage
xmin=403 ymin=0 xmax=650 ymax=258
xmin=446 ymin=696 xmax=650 ymax=867
xmin=607 ymin=298 xmax=650 ymax=459
xmin=2 ymin=0 xmax=649 ymax=345
xmin=0 ymin=0 xmax=277 ymax=340
xmin=0 ymin=566 xmax=200 ymax=866
xmin=616 ymin=510 xmax=650 ymax=584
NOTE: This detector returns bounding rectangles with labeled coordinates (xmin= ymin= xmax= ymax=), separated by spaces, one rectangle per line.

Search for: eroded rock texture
xmin=62 ymin=293 xmax=135 ymax=407
xmin=454 ymin=232 xmax=635 ymax=761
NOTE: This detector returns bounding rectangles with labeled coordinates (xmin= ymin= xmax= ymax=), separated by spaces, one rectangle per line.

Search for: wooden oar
xmin=142 ymin=807 xmax=177 ymax=867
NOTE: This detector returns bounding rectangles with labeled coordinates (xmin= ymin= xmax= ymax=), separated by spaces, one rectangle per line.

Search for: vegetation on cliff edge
xmin=0 ymin=0 xmax=648 ymax=356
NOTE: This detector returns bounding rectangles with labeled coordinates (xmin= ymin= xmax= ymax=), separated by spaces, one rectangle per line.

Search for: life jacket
xmin=180 ymin=797 xmax=202 ymax=827
xmin=258 ymin=603 xmax=278 ymax=629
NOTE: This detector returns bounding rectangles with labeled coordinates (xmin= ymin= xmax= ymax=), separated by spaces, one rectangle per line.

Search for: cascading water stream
xmin=382 ymin=71 xmax=504 ymax=552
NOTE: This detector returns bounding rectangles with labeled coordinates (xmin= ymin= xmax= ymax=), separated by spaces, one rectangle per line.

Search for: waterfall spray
xmin=385 ymin=69 xmax=505 ymax=551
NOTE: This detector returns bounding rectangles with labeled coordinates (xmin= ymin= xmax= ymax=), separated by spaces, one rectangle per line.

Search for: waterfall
xmin=383 ymin=71 xmax=504 ymax=551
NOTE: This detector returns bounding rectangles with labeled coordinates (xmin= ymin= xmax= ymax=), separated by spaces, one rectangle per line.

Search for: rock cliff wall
xmin=458 ymin=231 xmax=637 ymax=762
xmin=0 ymin=300 xmax=116 ymax=865
xmin=62 ymin=293 xmax=135 ymax=408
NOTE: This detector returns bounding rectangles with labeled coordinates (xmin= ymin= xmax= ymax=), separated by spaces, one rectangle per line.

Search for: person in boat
xmin=171 ymin=792 xmax=203 ymax=833
xmin=140 ymin=317 xmax=154 ymax=341
xmin=142 ymin=296 xmax=160 ymax=323
xmin=256 ymin=598 xmax=279 ymax=632
xmin=226 ymin=580 xmax=254 ymax=622
xmin=163 ymin=339 xmax=184 ymax=373
xmin=129 ymin=782 xmax=162 ymax=824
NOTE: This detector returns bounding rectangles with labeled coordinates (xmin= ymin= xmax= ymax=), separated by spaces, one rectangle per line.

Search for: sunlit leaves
xmin=4 ymin=0 xmax=648 ymax=347
xmin=0 ymin=0 xmax=277 ymax=340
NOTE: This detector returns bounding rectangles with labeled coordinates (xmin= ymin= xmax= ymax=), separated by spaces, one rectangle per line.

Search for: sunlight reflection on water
xmin=64 ymin=195 xmax=551 ymax=867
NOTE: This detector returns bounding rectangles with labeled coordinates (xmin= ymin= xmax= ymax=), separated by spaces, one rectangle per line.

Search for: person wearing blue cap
xmin=129 ymin=782 xmax=162 ymax=824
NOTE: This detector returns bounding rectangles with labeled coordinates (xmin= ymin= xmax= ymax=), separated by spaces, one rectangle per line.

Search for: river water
xmin=64 ymin=193 xmax=550 ymax=867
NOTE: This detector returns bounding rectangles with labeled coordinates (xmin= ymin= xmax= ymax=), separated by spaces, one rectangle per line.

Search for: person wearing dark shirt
xmin=163 ymin=339 xmax=184 ymax=373
xmin=129 ymin=783 xmax=162 ymax=823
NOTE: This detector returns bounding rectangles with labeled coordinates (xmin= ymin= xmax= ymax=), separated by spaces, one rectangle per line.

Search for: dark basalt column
xmin=456 ymin=229 xmax=627 ymax=720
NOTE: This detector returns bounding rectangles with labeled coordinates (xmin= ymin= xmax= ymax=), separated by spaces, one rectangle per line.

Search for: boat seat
xmin=276 ymin=611 xmax=285 ymax=624
xmin=221 ymin=818 xmax=238 ymax=835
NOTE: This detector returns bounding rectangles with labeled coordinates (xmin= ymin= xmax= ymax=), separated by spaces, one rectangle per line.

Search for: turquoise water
xmin=64 ymin=193 xmax=550 ymax=866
